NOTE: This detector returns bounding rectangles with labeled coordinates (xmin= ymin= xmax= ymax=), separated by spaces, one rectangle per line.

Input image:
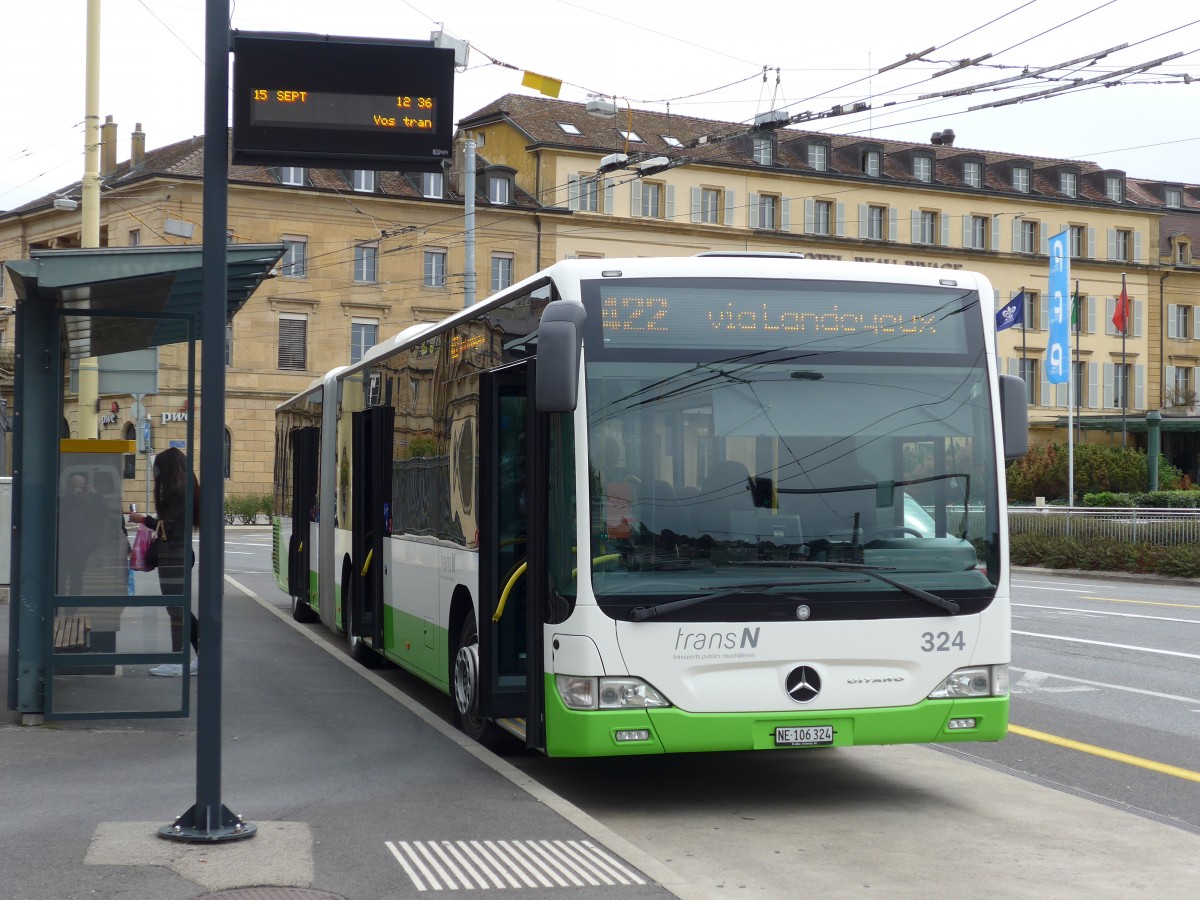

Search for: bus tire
xmin=288 ymin=535 xmax=319 ymax=623
xmin=342 ymin=560 xmax=381 ymax=668
xmin=453 ymin=614 xmax=500 ymax=744
xmin=291 ymin=591 xmax=319 ymax=623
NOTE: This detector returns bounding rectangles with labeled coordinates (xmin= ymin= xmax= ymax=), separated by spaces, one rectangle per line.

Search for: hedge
xmin=224 ymin=493 xmax=272 ymax=524
xmin=1006 ymin=442 xmax=1187 ymax=503
xmin=1010 ymin=533 xmax=1200 ymax=577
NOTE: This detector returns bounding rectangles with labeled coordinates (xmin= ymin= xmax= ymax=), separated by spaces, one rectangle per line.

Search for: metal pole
xmin=1121 ymin=273 xmax=1128 ymax=447
xmin=159 ymin=0 xmax=253 ymax=843
xmin=78 ymin=0 xmax=102 ymax=439
xmin=463 ymin=140 xmax=476 ymax=308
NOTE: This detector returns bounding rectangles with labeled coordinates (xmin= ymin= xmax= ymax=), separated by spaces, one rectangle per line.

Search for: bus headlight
xmin=928 ymin=664 xmax=1009 ymax=699
xmin=556 ymin=675 xmax=671 ymax=710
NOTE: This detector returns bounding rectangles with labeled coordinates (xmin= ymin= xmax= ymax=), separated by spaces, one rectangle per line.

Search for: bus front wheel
xmin=453 ymin=615 xmax=496 ymax=743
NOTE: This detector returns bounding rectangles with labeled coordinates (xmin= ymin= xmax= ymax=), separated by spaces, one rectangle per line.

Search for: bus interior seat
xmin=690 ymin=459 xmax=755 ymax=539
xmin=636 ymin=479 xmax=693 ymax=538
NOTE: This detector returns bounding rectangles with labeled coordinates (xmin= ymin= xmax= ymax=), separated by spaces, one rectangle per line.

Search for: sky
xmin=2 ymin=0 xmax=1197 ymax=211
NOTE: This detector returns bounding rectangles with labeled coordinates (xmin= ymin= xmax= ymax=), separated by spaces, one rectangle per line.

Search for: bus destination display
xmin=249 ymin=90 xmax=438 ymax=134
xmin=587 ymin=280 xmax=972 ymax=354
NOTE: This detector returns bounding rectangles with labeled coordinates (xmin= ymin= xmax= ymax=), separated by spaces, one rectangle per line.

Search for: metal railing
xmin=1009 ymin=506 xmax=1200 ymax=545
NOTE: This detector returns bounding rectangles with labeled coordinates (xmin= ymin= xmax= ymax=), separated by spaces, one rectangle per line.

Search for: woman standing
xmin=130 ymin=446 xmax=199 ymax=676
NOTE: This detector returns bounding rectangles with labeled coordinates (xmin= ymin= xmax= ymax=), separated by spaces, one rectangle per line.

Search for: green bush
xmin=1006 ymin=443 xmax=1186 ymax=503
xmin=1010 ymin=533 xmax=1200 ymax=576
xmin=224 ymin=493 xmax=272 ymax=525
xmin=1081 ymin=489 xmax=1200 ymax=508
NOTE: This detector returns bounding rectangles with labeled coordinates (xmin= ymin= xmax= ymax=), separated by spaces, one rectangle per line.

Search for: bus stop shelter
xmin=5 ymin=243 xmax=283 ymax=722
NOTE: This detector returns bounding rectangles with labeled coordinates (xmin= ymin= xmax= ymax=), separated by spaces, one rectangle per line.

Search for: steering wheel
xmin=863 ymin=526 xmax=924 ymax=541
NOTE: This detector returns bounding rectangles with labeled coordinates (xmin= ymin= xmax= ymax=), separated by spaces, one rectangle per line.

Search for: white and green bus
xmin=272 ymin=254 xmax=1028 ymax=757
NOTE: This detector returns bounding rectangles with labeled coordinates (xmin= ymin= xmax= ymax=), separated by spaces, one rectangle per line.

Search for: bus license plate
xmin=775 ymin=726 xmax=834 ymax=747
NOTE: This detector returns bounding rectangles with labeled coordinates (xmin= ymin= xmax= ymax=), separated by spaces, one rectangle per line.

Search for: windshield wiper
xmin=630 ymin=581 xmax=815 ymax=622
xmin=728 ymin=560 xmax=959 ymax=614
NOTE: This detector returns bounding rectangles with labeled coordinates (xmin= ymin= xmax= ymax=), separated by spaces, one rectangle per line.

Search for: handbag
xmin=131 ymin=521 xmax=162 ymax=572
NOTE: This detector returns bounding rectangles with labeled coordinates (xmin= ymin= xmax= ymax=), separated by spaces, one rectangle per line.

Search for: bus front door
xmin=348 ymin=406 xmax=393 ymax=649
xmin=479 ymin=362 xmax=546 ymax=750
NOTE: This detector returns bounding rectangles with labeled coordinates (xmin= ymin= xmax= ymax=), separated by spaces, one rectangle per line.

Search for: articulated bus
xmin=272 ymin=254 xmax=1028 ymax=757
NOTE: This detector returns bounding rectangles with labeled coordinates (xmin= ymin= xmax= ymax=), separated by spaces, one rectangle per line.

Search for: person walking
xmin=129 ymin=446 xmax=200 ymax=676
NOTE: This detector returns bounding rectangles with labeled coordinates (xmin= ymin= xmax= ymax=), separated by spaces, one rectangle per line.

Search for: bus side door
xmin=288 ymin=425 xmax=319 ymax=607
xmin=349 ymin=405 xmax=393 ymax=648
xmin=478 ymin=361 xmax=547 ymax=750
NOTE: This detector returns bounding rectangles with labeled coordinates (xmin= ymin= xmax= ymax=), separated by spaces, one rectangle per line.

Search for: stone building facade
xmin=2 ymin=96 xmax=1198 ymax=494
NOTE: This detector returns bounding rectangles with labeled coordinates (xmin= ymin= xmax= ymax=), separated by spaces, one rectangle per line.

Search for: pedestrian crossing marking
xmin=385 ymin=839 xmax=647 ymax=891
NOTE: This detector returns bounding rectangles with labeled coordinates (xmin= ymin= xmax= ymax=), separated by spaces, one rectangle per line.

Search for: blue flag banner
xmin=996 ymin=292 xmax=1024 ymax=332
xmin=1045 ymin=231 xmax=1071 ymax=385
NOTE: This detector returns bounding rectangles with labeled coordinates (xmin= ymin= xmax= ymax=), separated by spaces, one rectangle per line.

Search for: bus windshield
xmin=580 ymin=276 xmax=1000 ymax=620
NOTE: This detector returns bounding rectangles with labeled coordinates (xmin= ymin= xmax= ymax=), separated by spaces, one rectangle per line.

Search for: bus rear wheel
xmin=453 ymin=615 xmax=497 ymax=743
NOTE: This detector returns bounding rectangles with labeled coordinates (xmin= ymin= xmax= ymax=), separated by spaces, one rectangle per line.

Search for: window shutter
xmin=1012 ymin=218 xmax=1021 ymax=252
xmin=1107 ymin=229 xmax=1117 ymax=260
xmin=835 ymin=202 xmax=845 ymax=237
xmin=802 ymin=198 xmax=813 ymax=233
xmin=1056 ymin=382 xmax=1068 ymax=407
xmin=991 ymin=214 xmax=1001 ymax=251
xmin=1007 ymin=358 xmax=1018 ymax=377
xmin=1106 ymin=297 xmax=1115 ymax=335
xmin=889 ymin=208 xmax=899 ymax=242
xmin=781 ymin=198 xmax=792 ymax=232
xmin=1134 ymin=300 xmax=1142 ymax=338
xmin=962 ymin=214 xmax=971 ymax=247
xmin=1040 ymin=224 xmax=1049 ymax=256
xmin=750 ymin=194 xmax=760 ymax=228
xmin=665 ymin=184 xmax=675 ymax=220
xmin=1103 ymin=363 xmax=1114 ymax=408
xmin=1086 ymin=297 xmax=1095 ymax=334
xmin=1087 ymin=227 xmax=1096 ymax=259
xmin=724 ymin=190 xmax=735 ymax=226
xmin=1166 ymin=366 xmax=1177 ymax=400
xmin=1134 ymin=232 xmax=1143 ymax=263
xmin=1135 ymin=365 xmax=1144 ymax=409
xmin=690 ymin=187 xmax=701 ymax=223
xmin=567 ymin=174 xmax=580 ymax=210
xmin=278 ymin=316 xmax=307 ymax=371
xmin=1088 ymin=362 xmax=1099 ymax=409
xmin=1168 ymin=304 xmax=1178 ymax=339
xmin=940 ymin=212 xmax=949 ymax=246
xmin=1040 ymin=378 xmax=1051 ymax=408
xmin=630 ymin=181 xmax=641 ymax=217
xmin=1193 ymin=306 xmax=1200 ymax=340
xmin=859 ymin=204 xmax=868 ymax=238
xmin=604 ymin=178 xmax=615 ymax=214
xmin=1040 ymin=297 xmax=1049 ymax=332
xmin=911 ymin=210 xmax=921 ymax=244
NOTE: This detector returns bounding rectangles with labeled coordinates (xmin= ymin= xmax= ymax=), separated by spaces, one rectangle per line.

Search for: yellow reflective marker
xmin=1009 ymin=724 xmax=1200 ymax=783
xmin=1081 ymin=595 xmax=1200 ymax=610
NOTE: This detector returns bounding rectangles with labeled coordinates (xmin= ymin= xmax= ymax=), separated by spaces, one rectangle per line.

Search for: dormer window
xmin=862 ymin=149 xmax=881 ymax=177
xmin=1060 ymin=171 xmax=1077 ymax=198
xmin=353 ymin=170 xmax=376 ymax=193
xmin=963 ymin=160 xmax=982 ymax=188
xmin=1165 ymin=187 xmax=1182 ymax=208
xmin=488 ymin=174 xmax=512 ymax=205
xmin=913 ymin=155 xmax=932 ymax=182
xmin=661 ymin=135 xmax=682 ymax=148
xmin=1012 ymin=166 xmax=1030 ymax=193
xmin=1106 ymin=176 xmax=1124 ymax=202
xmin=753 ymin=138 xmax=774 ymax=165
xmin=557 ymin=122 xmax=582 ymax=135
xmin=422 ymin=171 xmax=444 ymax=199
xmin=807 ymin=143 xmax=828 ymax=172
xmin=279 ymin=166 xmax=305 ymax=186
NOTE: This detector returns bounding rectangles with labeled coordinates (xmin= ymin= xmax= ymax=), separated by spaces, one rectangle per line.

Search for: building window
xmin=490 ymin=252 xmax=514 ymax=292
xmin=661 ymin=135 xmax=682 ymax=148
xmin=278 ymin=314 xmax=307 ymax=371
xmin=641 ymin=181 xmax=662 ymax=218
xmin=617 ymin=129 xmax=643 ymax=143
xmin=1114 ymin=229 xmax=1131 ymax=262
xmin=1023 ymin=292 xmax=1042 ymax=330
xmin=424 ymin=249 xmax=447 ymax=287
xmin=700 ymin=187 xmax=722 ymax=224
xmin=916 ymin=208 xmax=936 ymax=243
xmin=128 ymin=229 xmax=140 ymax=246
xmin=422 ymin=171 xmax=443 ymax=198
xmin=488 ymin=175 xmax=512 ymax=205
xmin=753 ymin=138 xmax=774 ymax=166
xmin=1165 ymin=188 xmax=1183 ymax=208
xmin=1017 ymin=219 xmax=1039 ymax=253
xmin=225 ymin=321 xmax=233 ymax=367
xmin=224 ymin=429 xmax=232 ymax=480
xmin=807 ymin=144 xmax=828 ymax=171
xmin=1060 ymin=172 xmax=1077 ymax=198
xmin=811 ymin=199 xmax=832 ymax=235
xmin=1069 ymin=225 xmax=1086 ymax=259
xmin=1019 ymin=358 xmax=1039 ymax=405
xmin=354 ymin=242 xmax=378 ymax=283
xmin=863 ymin=150 xmax=881 ymax=177
xmin=1173 ymin=304 xmax=1191 ymax=340
xmin=350 ymin=318 xmax=378 ymax=364
xmin=572 ymin=175 xmax=599 ymax=212
xmin=1071 ymin=295 xmax=1089 ymax=335
xmin=754 ymin=194 xmax=778 ymax=230
xmin=1012 ymin=167 xmax=1030 ymax=193
xmin=1114 ymin=363 xmax=1131 ymax=408
xmin=913 ymin=155 xmax=932 ymax=182
xmin=1173 ymin=367 xmax=1193 ymax=405
xmin=353 ymin=170 xmax=376 ymax=192
xmin=1177 ymin=238 xmax=1192 ymax=266
xmin=969 ymin=215 xmax=988 ymax=250
xmin=1106 ymin=176 xmax=1124 ymax=202
xmin=963 ymin=161 xmax=982 ymax=188
xmin=558 ymin=122 xmax=582 ymax=135
xmin=279 ymin=166 xmax=305 ymax=186
xmin=280 ymin=238 xmax=307 ymax=277
xmin=866 ymin=205 xmax=885 ymax=240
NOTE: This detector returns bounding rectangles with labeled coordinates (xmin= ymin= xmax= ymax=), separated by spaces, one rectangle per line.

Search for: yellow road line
xmin=1008 ymin=724 xmax=1200 ymax=783
xmin=1081 ymin=596 xmax=1200 ymax=610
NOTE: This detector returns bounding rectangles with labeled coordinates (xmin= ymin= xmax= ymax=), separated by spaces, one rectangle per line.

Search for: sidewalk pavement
xmin=0 ymin=584 xmax=689 ymax=900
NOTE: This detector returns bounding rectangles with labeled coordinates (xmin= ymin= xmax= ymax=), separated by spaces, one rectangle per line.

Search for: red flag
xmin=1112 ymin=275 xmax=1130 ymax=335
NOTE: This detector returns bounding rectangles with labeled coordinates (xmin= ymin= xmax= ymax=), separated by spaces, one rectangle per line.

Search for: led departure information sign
xmin=232 ymin=31 xmax=454 ymax=172
xmin=582 ymin=279 xmax=975 ymax=354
